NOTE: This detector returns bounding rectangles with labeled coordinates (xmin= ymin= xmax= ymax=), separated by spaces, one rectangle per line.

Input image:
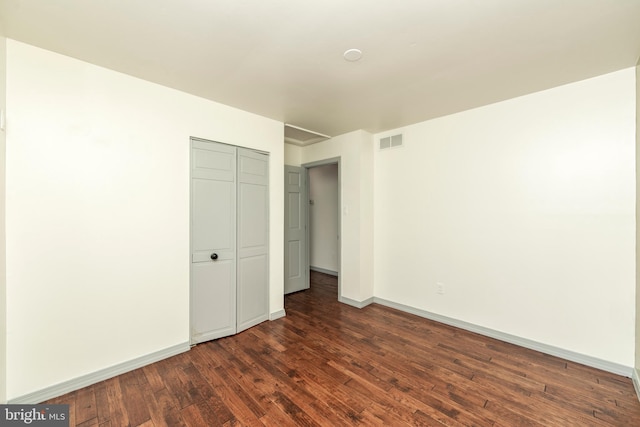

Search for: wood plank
xmin=104 ymin=377 xmax=130 ymax=427
xmin=74 ymin=386 xmax=97 ymax=425
xmin=92 ymin=381 xmax=111 ymax=425
xmin=118 ymin=370 xmax=152 ymax=426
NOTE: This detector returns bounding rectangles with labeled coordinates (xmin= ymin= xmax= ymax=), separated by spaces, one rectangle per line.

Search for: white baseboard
xmin=633 ymin=368 xmax=640 ymax=402
xmin=8 ymin=342 xmax=190 ymax=404
xmin=373 ymin=297 xmax=633 ymax=378
xmin=339 ymin=296 xmax=374 ymax=309
xmin=310 ymin=266 xmax=338 ymax=276
xmin=270 ymin=309 xmax=286 ymax=320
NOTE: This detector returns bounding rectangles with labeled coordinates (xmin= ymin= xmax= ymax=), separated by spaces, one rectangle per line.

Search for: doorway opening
xmin=284 ymin=158 xmax=341 ymax=300
xmin=305 ymin=159 xmax=341 ymax=299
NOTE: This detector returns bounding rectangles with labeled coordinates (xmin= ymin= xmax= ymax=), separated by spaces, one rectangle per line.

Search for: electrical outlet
xmin=436 ymin=282 xmax=445 ymax=295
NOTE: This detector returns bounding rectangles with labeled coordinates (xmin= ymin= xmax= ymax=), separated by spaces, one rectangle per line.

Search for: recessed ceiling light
xmin=343 ymin=48 xmax=363 ymax=62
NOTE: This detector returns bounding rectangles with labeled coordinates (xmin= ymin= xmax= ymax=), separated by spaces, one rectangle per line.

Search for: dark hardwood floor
xmin=45 ymin=271 xmax=640 ymax=426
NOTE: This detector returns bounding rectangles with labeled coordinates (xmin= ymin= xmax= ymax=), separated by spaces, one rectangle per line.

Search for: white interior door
xmin=237 ymin=148 xmax=269 ymax=332
xmin=284 ymin=165 xmax=309 ymax=294
xmin=191 ymin=139 xmax=237 ymax=343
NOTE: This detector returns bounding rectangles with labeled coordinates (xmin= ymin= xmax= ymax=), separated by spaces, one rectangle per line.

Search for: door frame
xmin=302 ymin=157 xmax=342 ymax=300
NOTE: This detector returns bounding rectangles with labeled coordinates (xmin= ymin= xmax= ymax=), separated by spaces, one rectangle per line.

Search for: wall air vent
xmin=379 ymin=134 xmax=403 ymax=150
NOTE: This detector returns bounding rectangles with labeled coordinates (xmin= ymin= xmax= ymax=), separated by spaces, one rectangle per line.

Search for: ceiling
xmin=1 ymin=0 xmax=640 ymax=139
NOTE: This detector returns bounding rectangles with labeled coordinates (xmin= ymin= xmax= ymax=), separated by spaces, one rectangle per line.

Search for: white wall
xmin=284 ymin=143 xmax=302 ymax=166
xmin=5 ymin=40 xmax=284 ymax=400
xmin=309 ymin=164 xmax=339 ymax=273
xmin=301 ymin=130 xmax=374 ymax=303
xmin=0 ymin=35 xmax=7 ymax=404
xmin=635 ymin=62 xmax=640 ymax=384
xmin=374 ymin=68 xmax=636 ymax=367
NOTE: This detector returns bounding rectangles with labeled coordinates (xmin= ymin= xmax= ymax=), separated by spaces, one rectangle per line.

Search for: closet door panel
xmin=237 ymin=148 xmax=269 ymax=332
xmin=190 ymin=139 xmax=237 ymax=343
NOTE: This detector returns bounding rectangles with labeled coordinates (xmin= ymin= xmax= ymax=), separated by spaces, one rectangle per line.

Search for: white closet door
xmin=190 ymin=139 xmax=237 ymax=343
xmin=237 ymin=148 xmax=269 ymax=332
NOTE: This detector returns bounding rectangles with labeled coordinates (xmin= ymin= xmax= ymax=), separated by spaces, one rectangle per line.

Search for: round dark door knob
xmin=210 ymin=253 xmax=218 ymax=260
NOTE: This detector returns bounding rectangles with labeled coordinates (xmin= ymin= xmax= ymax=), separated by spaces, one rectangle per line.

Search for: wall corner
xmin=0 ymin=34 xmax=7 ymax=404
xmin=635 ymin=63 xmax=640 ymax=402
